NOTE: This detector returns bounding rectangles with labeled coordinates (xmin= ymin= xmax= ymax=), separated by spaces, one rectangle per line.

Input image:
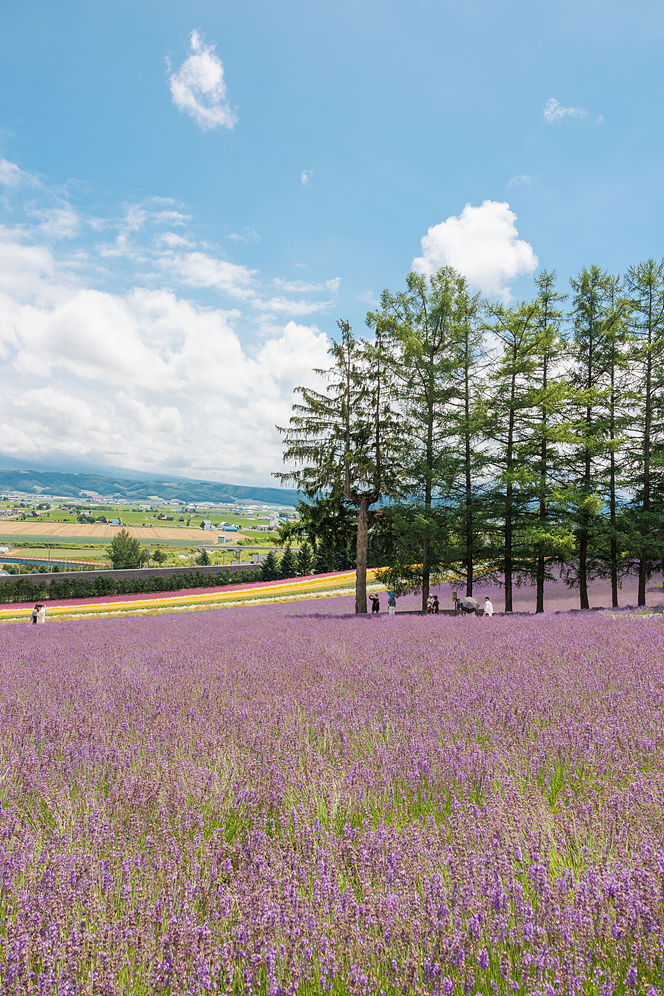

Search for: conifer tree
xmin=595 ymin=275 xmax=631 ymax=607
xmin=565 ymin=266 xmax=617 ymax=609
xmin=526 ymin=272 xmax=573 ymax=613
xmin=367 ymin=267 xmax=458 ymax=609
xmin=624 ymin=259 xmax=664 ymax=605
xmin=441 ymin=282 xmax=488 ymax=596
xmin=484 ymin=298 xmax=541 ymax=612
xmin=276 ymin=321 xmax=400 ymax=613
xmin=296 ymin=542 xmax=314 ymax=576
xmin=259 ymin=551 xmax=280 ymax=582
xmin=278 ymin=545 xmax=296 ymax=579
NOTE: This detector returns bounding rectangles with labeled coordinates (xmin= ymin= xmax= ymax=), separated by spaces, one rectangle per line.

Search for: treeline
xmin=257 ymin=542 xmax=350 ymax=581
xmin=277 ymin=261 xmax=664 ymax=613
xmin=0 ymin=569 xmax=260 ymax=604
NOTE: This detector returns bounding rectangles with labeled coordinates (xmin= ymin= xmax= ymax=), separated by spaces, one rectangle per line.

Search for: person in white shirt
xmin=483 ymin=597 xmax=494 ymax=617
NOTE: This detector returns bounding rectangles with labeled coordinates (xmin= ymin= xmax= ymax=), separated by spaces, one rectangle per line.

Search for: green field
xmin=0 ymin=500 xmax=283 ymax=532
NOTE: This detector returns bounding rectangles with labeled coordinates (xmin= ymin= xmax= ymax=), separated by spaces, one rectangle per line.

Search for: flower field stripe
xmin=0 ymin=569 xmax=381 ymax=620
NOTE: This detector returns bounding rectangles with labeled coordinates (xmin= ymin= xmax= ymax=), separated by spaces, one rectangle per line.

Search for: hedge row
xmin=0 ymin=569 xmax=261 ymax=604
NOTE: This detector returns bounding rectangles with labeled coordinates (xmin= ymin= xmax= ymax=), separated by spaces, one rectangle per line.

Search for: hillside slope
xmin=0 ymin=469 xmax=299 ymax=506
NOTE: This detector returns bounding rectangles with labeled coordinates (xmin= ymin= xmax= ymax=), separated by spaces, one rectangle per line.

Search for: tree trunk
xmin=465 ymin=432 xmax=473 ymax=597
xmin=355 ymin=496 xmax=369 ymax=614
xmin=536 ymin=379 xmax=548 ymax=614
xmin=609 ymin=407 xmax=619 ymax=609
xmin=579 ymin=527 xmax=590 ymax=609
xmin=504 ymin=484 xmax=513 ymax=613
xmin=638 ymin=323 xmax=652 ymax=607
xmin=504 ymin=367 xmax=516 ymax=613
xmin=421 ymin=535 xmax=430 ymax=612
xmin=536 ymin=554 xmax=545 ymax=614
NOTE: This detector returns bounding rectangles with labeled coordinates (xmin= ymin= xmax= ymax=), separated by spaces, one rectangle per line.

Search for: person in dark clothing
xmin=432 ymin=595 xmax=439 ymax=614
xmin=30 ymin=604 xmax=38 ymax=624
xmin=369 ymin=594 xmax=380 ymax=613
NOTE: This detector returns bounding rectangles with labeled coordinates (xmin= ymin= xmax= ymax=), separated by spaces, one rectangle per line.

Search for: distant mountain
xmin=0 ymin=469 xmax=299 ymax=506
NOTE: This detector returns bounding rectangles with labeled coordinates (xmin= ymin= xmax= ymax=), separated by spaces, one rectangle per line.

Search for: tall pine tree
xmin=624 ymin=259 xmax=664 ymax=605
xmin=276 ymin=321 xmax=400 ymax=613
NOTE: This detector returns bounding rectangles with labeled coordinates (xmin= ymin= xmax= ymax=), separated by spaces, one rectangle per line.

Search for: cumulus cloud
xmin=412 ymin=200 xmax=538 ymax=302
xmin=543 ymin=98 xmax=587 ymax=123
xmin=168 ymin=30 xmax=237 ymax=131
xmin=0 ymin=162 xmax=337 ymax=484
xmin=301 ymin=169 xmax=313 ymax=186
xmin=0 ymin=254 xmax=330 ymax=481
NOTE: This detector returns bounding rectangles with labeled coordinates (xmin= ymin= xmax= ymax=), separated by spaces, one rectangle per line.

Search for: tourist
xmin=432 ymin=595 xmax=439 ymax=614
xmin=369 ymin=594 xmax=380 ymax=613
xmin=426 ymin=594 xmax=434 ymax=613
xmin=387 ymin=591 xmax=396 ymax=616
xmin=30 ymin=603 xmax=38 ymax=624
xmin=483 ymin=596 xmax=494 ymax=617
xmin=36 ymin=603 xmax=47 ymax=624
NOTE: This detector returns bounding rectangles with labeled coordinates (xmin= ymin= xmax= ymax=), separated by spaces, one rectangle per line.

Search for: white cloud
xmin=168 ymin=29 xmax=237 ymax=131
xmin=412 ymin=200 xmax=538 ymax=302
xmin=507 ymin=174 xmax=536 ymax=188
xmin=543 ymin=98 xmax=587 ymax=123
xmin=0 ymin=159 xmax=38 ymax=187
xmin=301 ymin=170 xmax=313 ymax=186
xmin=0 ymin=259 xmax=330 ymax=482
xmin=0 ymin=166 xmax=339 ymax=484
xmin=31 ymin=204 xmax=81 ymax=239
xmin=272 ymin=276 xmax=341 ymax=295
xmin=157 ymin=251 xmax=257 ymax=299
xmin=254 ymin=296 xmax=334 ymax=316
xmin=159 ymin=231 xmax=193 ymax=248
xmin=228 ymin=227 xmax=260 ymax=244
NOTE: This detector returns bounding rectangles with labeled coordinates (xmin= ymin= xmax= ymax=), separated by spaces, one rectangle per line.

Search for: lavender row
xmin=1 ymin=606 xmax=663 ymax=995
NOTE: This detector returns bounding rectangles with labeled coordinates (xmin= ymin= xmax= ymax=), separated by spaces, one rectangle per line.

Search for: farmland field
xmin=0 ymin=522 xmax=218 ymax=542
xmin=1 ymin=606 xmax=663 ymax=995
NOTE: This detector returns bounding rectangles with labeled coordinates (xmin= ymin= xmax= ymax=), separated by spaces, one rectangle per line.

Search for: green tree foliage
xmin=526 ymin=272 xmax=574 ymax=613
xmin=484 ymin=298 xmax=542 ymax=612
xmin=151 ymin=547 xmax=167 ymax=565
xmin=439 ymin=279 xmax=489 ymax=597
xmin=276 ymin=259 xmax=664 ymax=611
xmin=197 ymin=549 xmax=210 ymax=566
xmin=296 ymin=542 xmax=314 ymax=576
xmin=259 ymin=551 xmax=280 ymax=582
xmin=564 ymin=266 xmax=624 ymax=609
xmin=367 ymin=269 xmax=458 ymax=608
xmin=624 ymin=259 xmax=664 ymax=605
xmin=276 ymin=321 xmax=400 ymax=613
xmin=278 ymin=545 xmax=296 ymax=579
xmin=105 ymin=528 xmax=141 ymax=569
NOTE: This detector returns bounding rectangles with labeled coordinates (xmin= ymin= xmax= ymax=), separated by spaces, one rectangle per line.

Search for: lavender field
xmin=1 ymin=606 xmax=663 ymax=996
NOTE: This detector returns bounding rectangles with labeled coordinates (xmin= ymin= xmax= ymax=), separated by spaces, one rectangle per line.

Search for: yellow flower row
xmin=0 ymin=570 xmax=380 ymax=621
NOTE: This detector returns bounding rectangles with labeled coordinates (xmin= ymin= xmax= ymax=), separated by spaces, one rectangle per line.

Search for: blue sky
xmin=0 ymin=0 xmax=662 ymax=484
